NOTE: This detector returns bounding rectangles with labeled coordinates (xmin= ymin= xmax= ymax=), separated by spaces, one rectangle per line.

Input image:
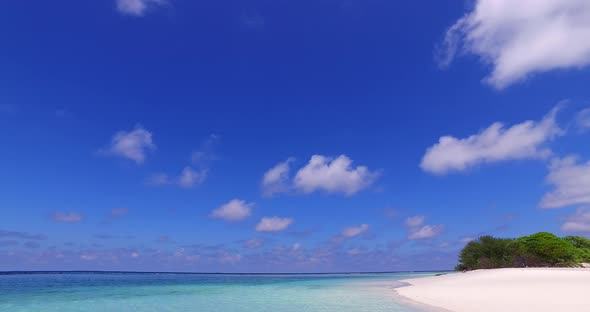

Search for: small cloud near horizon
xmin=405 ymin=215 xmax=444 ymax=240
xmin=210 ymin=199 xmax=254 ymax=222
xmin=50 ymin=212 xmax=83 ymax=223
xmin=255 ymin=217 xmax=294 ymax=232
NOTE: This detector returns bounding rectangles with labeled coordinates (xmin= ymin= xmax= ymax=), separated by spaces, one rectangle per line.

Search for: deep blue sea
xmin=0 ymin=272 xmax=440 ymax=311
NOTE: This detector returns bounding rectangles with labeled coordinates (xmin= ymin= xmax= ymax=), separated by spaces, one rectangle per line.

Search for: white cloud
xmin=405 ymin=215 xmax=425 ymax=228
xmin=146 ymin=173 xmax=172 ymax=186
xmin=409 ymin=225 xmax=444 ymax=240
xmin=405 ymin=215 xmax=443 ymax=240
xmin=421 ymin=108 xmax=561 ymax=175
xmin=51 ymin=212 xmax=83 ymax=223
xmin=261 ymin=158 xmax=294 ymax=197
xmin=244 ymin=238 xmax=264 ymax=249
xmin=147 ymin=135 xmax=216 ymax=188
xmin=103 ymin=125 xmax=155 ymax=164
xmin=191 ymin=134 xmax=220 ymax=165
xmin=177 ymin=167 xmax=206 ymax=188
xmin=576 ymin=108 xmax=590 ymax=130
xmin=561 ymin=209 xmax=590 ymax=233
xmin=255 ymin=217 xmax=294 ymax=232
xmin=80 ymin=253 xmax=97 ymax=261
xmin=460 ymin=237 xmax=476 ymax=243
xmin=347 ymin=248 xmax=362 ymax=255
xmin=341 ymin=224 xmax=369 ymax=238
xmin=116 ymin=0 xmax=166 ymax=16
xmin=210 ymin=199 xmax=253 ymax=222
xmin=539 ymin=156 xmax=590 ymax=208
xmin=294 ymin=155 xmax=379 ymax=195
xmin=219 ymin=253 xmax=242 ymax=264
xmin=147 ymin=168 xmax=206 ymax=188
xmin=292 ymin=243 xmax=301 ymax=251
xmin=185 ymin=255 xmax=200 ymax=262
xmin=439 ymin=0 xmax=590 ymax=89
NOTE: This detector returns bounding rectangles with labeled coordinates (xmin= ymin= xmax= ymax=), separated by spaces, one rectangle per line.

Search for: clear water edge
xmin=0 ymin=272 xmax=445 ymax=312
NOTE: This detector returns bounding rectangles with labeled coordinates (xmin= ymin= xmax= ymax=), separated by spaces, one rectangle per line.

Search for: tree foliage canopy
xmin=456 ymin=232 xmax=590 ymax=271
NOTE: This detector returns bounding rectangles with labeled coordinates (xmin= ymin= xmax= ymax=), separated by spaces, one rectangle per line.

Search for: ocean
xmin=0 ymin=272 xmax=440 ymax=311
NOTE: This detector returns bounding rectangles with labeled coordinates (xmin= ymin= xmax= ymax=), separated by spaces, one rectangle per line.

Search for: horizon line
xmin=0 ymin=269 xmax=452 ymax=275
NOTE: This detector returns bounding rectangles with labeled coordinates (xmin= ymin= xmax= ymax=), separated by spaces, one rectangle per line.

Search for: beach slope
xmin=396 ymin=268 xmax=590 ymax=312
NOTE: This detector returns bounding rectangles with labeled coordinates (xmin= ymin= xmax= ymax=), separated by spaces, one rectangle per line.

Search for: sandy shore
xmin=396 ymin=268 xmax=590 ymax=312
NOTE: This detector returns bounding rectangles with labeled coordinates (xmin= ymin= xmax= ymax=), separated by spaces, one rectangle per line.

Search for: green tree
xmin=456 ymin=232 xmax=590 ymax=271
xmin=509 ymin=232 xmax=577 ymax=266
xmin=456 ymin=236 xmax=513 ymax=270
xmin=564 ymin=236 xmax=590 ymax=263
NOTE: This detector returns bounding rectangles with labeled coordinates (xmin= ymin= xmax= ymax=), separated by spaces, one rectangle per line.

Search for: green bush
xmin=564 ymin=236 xmax=590 ymax=263
xmin=564 ymin=236 xmax=590 ymax=249
xmin=456 ymin=232 xmax=590 ymax=270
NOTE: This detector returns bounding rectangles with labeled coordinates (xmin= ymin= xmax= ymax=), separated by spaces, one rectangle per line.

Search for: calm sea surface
xmin=0 ymin=272 xmax=441 ymax=311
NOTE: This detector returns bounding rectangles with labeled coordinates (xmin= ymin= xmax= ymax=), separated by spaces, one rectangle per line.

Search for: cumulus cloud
xmin=191 ymin=134 xmax=220 ymax=165
xmin=174 ymin=135 xmax=218 ymax=188
xmin=405 ymin=215 xmax=443 ymax=240
xmin=116 ymin=0 xmax=166 ymax=16
xmin=539 ymin=156 xmax=590 ymax=208
xmin=561 ymin=209 xmax=590 ymax=233
xmin=293 ymin=155 xmax=379 ymax=195
xmin=261 ymin=158 xmax=294 ymax=197
xmin=240 ymin=11 xmax=265 ymax=30
xmin=156 ymin=235 xmax=172 ymax=243
xmin=244 ymin=238 xmax=264 ymax=249
xmin=147 ymin=135 xmax=216 ymax=188
xmin=341 ymin=224 xmax=369 ymax=238
xmin=460 ymin=237 xmax=476 ymax=243
xmin=219 ymin=253 xmax=242 ymax=264
xmin=347 ymin=248 xmax=363 ymax=255
xmin=177 ymin=167 xmax=207 ymax=188
xmin=0 ymin=230 xmax=46 ymax=240
xmin=421 ymin=108 xmax=562 ymax=175
xmin=210 ymin=199 xmax=254 ymax=222
xmin=80 ymin=253 xmax=97 ymax=261
xmin=147 ymin=167 xmax=206 ymax=188
xmin=576 ymin=108 xmax=590 ymax=131
xmin=145 ymin=173 xmax=171 ymax=186
xmin=438 ymin=0 xmax=590 ymax=89
xmin=255 ymin=217 xmax=294 ymax=232
xmin=50 ymin=212 xmax=83 ymax=223
xmin=102 ymin=125 xmax=155 ymax=164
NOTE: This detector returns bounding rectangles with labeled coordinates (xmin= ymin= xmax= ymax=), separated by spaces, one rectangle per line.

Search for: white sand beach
xmin=396 ymin=268 xmax=590 ymax=312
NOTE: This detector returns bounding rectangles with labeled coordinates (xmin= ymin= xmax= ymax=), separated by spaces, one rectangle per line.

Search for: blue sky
xmin=1 ymin=0 xmax=590 ymax=272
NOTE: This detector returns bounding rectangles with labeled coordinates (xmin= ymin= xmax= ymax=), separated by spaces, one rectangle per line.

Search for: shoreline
xmin=395 ymin=268 xmax=590 ymax=312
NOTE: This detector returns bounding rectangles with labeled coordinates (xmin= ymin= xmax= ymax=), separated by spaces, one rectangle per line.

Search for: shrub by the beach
xmin=564 ymin=236 xmax=590 ymax=263
xmin=456 ymin=232 xmax=590 ymax=270
xmin=508 ymin=232 xmax=577 ymax=267
xmin=456 ymin=236 xmax=513 ymax=270
xmin=564 ymin=236 xmax=590 ymax=249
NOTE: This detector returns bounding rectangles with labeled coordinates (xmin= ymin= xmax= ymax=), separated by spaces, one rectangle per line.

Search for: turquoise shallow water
xmin=0 ymin=272 xmax=439 ymax=311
